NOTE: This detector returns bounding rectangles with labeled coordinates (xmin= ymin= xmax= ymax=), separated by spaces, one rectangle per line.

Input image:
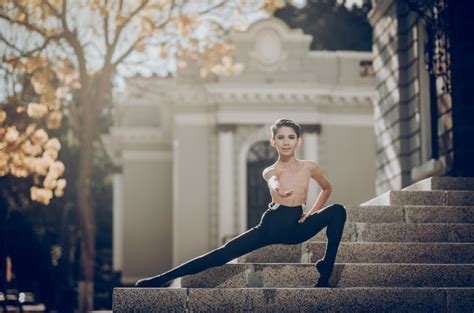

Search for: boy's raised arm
xmin=262 ymin=167 xmax=278 ymax=190
xmin=263 ymin=167 xmax=293 ymax=197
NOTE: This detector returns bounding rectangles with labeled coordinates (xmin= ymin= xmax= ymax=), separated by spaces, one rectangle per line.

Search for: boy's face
xmin=270 ymin=126 xmax=301 ymax=156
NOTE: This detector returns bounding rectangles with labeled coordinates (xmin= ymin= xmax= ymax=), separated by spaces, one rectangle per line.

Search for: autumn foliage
xmin=0 ymin=55 xmax=75 ymax=205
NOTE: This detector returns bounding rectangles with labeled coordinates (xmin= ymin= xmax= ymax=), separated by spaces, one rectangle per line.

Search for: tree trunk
xmin=76 ymin=90 xmax=97 ymax=312
xmin=75 ymin=71 xmax=111 ymax=311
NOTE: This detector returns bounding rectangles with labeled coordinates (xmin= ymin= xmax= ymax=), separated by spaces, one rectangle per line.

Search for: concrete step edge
xmin=403 ymin=177 xmax=474 ymax=191
xmin=113 ymin=287 xmax=474 ymax=312
xmin=307 ymin=241 xmax=474 ymax=245
xmin=180 ymin=263 xmax=474 ymax=288
xmin=237 ymin=241 xmax=474 ymax=264
xmin=346 ymin=205 xmax=474 ymax=209
xmin=115 ymin=287 xmax=474 ymax=290
xmin=360 ymin=190 xmax=474 ymax=206
xmin=236 ymin=262 xmax=474 ymax=266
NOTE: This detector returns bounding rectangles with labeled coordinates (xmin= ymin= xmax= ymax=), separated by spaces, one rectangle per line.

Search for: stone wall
xmin=370 ymin=0 xmax=423 ymax=194
xmin=370 ymin=0 xmax=458 ymax=194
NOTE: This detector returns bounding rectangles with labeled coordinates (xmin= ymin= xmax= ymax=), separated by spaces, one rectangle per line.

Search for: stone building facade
xmin=105 ymin=17 xmax=376 ymax=284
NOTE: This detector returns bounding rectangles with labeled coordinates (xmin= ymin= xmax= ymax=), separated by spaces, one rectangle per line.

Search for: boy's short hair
xmin=271 ymin=118 xmax=301 ymax=138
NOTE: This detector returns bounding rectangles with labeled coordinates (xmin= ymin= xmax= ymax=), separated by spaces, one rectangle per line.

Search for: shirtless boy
xmin=136 ymin=118 xmax=346 ymax=288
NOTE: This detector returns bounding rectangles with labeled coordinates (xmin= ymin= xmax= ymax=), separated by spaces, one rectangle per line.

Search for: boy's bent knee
xmin=332 ymin=204 xmax=347 ymax=220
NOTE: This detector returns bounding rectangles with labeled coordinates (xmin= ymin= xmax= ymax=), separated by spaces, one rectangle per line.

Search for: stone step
xmin=345 ymin=205 xmax=474 ymax=223
xmin=237 ymin=244 xmax=303 ymax=263
xmin=361 ymin=190 xmax=474 ymax=206
xmin=180 ymin=263 xmax=474 ymax=288
xmin=314 ymin=222 xmax=474 ymax=242
xmin=238 ymin=242 xmax=474 ymax=264
xmin=114 ymin=287 xmax=474 ymax=313
xmin=403 ymin=176 xmax=474 ymax=191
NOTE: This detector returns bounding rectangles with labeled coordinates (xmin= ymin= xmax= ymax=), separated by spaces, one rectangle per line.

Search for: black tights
xmin=136 ymin=203 xmax=346 ymax=287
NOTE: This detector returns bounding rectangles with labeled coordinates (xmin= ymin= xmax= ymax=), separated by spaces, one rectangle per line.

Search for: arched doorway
xmin=246 ymin=140 xmax=278 ymax=228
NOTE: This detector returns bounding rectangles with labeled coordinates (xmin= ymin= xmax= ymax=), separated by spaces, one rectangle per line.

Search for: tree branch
xmin=111 ymin=37 xmax=143 ymax=67
xmin=43 ymin=0 xmax=89 ymax=86
xmin=198 ymin=0 xmax=228 ymax=15
xmin=42 ymin=0 xmax=60 ymax=16
xmin=178 ymin=0 xmax=188 ymax=16
xmin=1 ymin=33 xmax=63 ymax=58
xmin=118 ymin=0 xmax=124 ymax=14
xmin=112 ymin=1 xmax=176 ymax=67
xmin=103 ymin=1 xmax=110 ymax=47
xmin=41 ymin=1 xmax=81 ymax=56
xmin=106 ymin=0 xmax=149 ymax=66
xmin=0 ymin=11 xmax=49 ymax=38
xmin=0 ymin=34 xmax=23 ymax=54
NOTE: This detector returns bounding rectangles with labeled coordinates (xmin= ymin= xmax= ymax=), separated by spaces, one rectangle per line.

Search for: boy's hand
xmin=275 ymin=187 xmax=293 ymax=197
xmin=298 ymin=212 xmax=310 ymax=223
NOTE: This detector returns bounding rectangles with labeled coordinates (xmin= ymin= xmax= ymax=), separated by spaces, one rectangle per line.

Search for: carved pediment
xmin=231 ymin=17 xmax=312 ymax=72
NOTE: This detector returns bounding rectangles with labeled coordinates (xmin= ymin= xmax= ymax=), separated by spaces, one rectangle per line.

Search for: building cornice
xmin=206 ymin=85 xmax=375 ymax=105
xmin=170 ymin=111 xmax=373 ymax=126
xmin=308 ymin=50 xmax=374 ymax=59
xmin=117 ymin=82 xmax=376 ymax=107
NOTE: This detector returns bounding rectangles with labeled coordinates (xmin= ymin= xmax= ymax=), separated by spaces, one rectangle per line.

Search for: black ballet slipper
xmin=314 ymin=259 xmax=334 ymax=288
xmin=314 ymin=279 xmax=333 ymax=288
xmin=135 ymin=277 xmax=173 ymax=288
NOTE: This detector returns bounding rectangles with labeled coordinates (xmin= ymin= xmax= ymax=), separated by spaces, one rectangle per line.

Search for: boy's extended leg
xmin=287 ymin=204 xmax=347 ymax=287
xmin=135 ymin=225 xmax=270 ymax=287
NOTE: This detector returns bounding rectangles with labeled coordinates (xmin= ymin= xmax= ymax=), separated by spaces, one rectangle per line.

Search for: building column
xmin=302 ymin=125 xmax=321 ymax=207
xmin=112 ymin=173 xmax=123 ymax=272
xmin=172 ymin=139 xmax=180 ymax=266
xmin=218 ymin=125 xmax=235 ymax=243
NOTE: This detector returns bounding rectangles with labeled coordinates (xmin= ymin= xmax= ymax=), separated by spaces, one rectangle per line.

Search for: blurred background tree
xmin=0 ymin=47 xmax=70 ymax=309
xmin=0 ymin=0 xmax=289 ymax=311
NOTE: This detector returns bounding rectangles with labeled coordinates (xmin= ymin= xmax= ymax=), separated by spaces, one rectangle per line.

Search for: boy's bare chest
xmin=278 ymin=169 xmax=311 ymax=188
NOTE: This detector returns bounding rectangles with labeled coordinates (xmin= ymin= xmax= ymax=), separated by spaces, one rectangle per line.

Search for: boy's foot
xmin=314 ymin=278 xmax=333 ymax=288
xmin=135 ymin=277 xmax=172 ymax=288
xmin=314 ymin=259 xmax=334 ymax=288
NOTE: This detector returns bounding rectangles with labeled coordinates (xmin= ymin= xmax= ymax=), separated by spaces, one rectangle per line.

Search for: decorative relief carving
xmin=249 ymin=28 xmax=288 ymax=72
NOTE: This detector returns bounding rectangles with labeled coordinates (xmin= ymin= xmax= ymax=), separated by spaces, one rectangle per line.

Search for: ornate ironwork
xmin=406 ymin=0 xmax=451 ymax=94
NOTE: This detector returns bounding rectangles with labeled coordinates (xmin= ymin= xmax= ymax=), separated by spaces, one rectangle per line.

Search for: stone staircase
xmin=113 ymin=177 xmax=474 ymax=312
